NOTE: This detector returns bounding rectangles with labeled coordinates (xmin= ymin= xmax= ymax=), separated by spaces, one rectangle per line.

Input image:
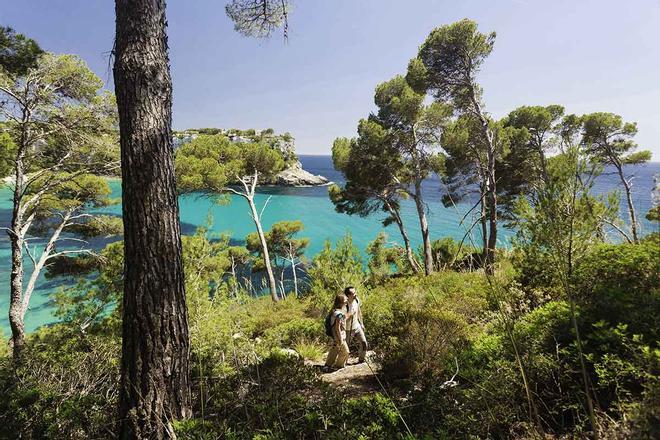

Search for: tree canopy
xmin=0 ymin=26 xmax=43 ymax=76
xmin=175 ymin=134 xmax=286 ymax=193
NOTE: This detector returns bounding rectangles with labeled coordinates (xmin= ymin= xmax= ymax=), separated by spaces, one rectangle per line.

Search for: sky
xmin=4 ymin=0 xmax=660 ymax=157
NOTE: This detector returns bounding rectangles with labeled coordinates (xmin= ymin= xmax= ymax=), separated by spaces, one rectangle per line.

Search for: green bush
xmin=262 ymin=317 xmax=324 ymax=348
xmin=181 ymin=351 xmax=411 ymax=439
xmin=379 ymin=308 xmax=471 ymax=382
xmin=0 ymin=323 xmax=119 ymax=440
xmin=574 ymin=235 xmax=660 ymax=342
xmin=294 ymin=339 xmax=325 ymax=361
xmin=431 ymin=237 xmax=482 ymax=271
xmin=306 ymin=233 xmax=365 ymax=308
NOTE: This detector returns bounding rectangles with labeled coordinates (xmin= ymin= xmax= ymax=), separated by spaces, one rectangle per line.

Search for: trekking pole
xmin=364 ymin=358 xmax=414 ymax=438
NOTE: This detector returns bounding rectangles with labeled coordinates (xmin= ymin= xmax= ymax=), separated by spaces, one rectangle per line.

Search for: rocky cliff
xmin=173 ymin=128 xmax=329 ymax=187
xmin=274 ymin=161 xmax=329 ymax=186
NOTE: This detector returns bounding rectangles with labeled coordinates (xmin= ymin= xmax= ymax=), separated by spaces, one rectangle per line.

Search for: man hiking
xmin=324 ymin=294 xmax=350 ymax=371
xmin=344 ymin=286 xmax=368 ymax=364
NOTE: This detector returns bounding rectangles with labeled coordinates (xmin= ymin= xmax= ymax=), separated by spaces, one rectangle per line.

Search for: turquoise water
xmin=1 ymin=156 xmax=658 ymax=334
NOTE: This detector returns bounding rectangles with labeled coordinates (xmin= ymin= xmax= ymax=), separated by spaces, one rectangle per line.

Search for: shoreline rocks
xmin=274 ymin=161 xmax=329 ymax=187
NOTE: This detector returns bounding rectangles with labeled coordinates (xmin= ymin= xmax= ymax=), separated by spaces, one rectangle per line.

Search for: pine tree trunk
xmin=8 ymin=149 xmax=26 ymax=359
xmin=616 ymin=163 xmax=639 ymax=243
xmin=413 ymin=181 xmax=434 ymax=275
xmin=114 ymin=1 xmax=191 ymax=437
xmin=291 ymin=255 xmax=299 ymax=296
xmin=246 ymin=194 xmax=280 ymax=301
xmin=480 ymin=189 xmax=488 ymax=260
xmin=485 ymin=162 xmax=498 ymax=275
xmin=470 ymin=89 xmax=497 ymax=275
xmin=8 ymin=223 xmax=25 ymax=359
xmin=384 ymin=199 xmax=420 ymax=274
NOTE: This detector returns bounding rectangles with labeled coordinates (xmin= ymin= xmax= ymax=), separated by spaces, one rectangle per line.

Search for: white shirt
xmin=347 ymin=297 xmax=362 ymax=331
xmin=331 ymin=309 xmax=346 ymax=340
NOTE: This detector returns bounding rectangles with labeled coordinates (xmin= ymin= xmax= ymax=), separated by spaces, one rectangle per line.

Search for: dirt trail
xmin=306 ymin=351 xmax=382 ymax=397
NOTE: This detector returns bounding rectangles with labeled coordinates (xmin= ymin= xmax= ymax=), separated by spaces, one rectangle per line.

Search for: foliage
xmin=225 ymin=0 xmax=291 ymax=39
xmin=366 ymin=232 xmax=410 ymax=284
xmin=413 ymin=18 xmax=501 ymax=273
xmin=329 ymin=129 xmax=403 ymax=220
xmin=513 ymin=147 xmax=618 ymax=292
xmin=498 ymin=105 xmax=565 ymax=217
xmin=574 ymin=235 xmax=660 ymax=343
xmin=581 ymin=112 xmax=650 ymax=166
xmin=430 ymin=237 xmax=482 ymax=271
xmin=581 ymin=112 xmax=651 ymax=242
xmin=647 ymin=205 xmax=660 ymax=222
xmin=365 ymin=271 xmax=489 ymax=349
xmin=3 ymin=230 xmax=658 ymax=439
xmin=52 ymin=241 xmax=124 ymax=329
xmin=0 ymin=25 xmax=43 ymax=76
xmin=246 ymin=220 xmax=309 ymax=275
xmin=331 ymin=72 xmax=451 ymax=275
xmin=0 ymin=131 xmax=16 ymax=178
xmin=1 ymin=50 xmax=119 ymax=353
xmin=175 ymin=134 xmax=286 ymax=193
xmin=0 ymin=324 xmax=120 ymax=439
xmin=179 ymin=350 xmax=409 ymax=439
xmin=413 ymin=18 xmax=495 ymax=106
xmin=306 ymin=233 xmax=365 ymax=307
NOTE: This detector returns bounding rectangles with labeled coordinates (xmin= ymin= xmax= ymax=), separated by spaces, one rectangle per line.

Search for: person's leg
xmin=325 ymin=342 xmax=339 ymax=367
xmin=332 ymin=341 xmax=350 ymax=369
xmin=356 ymin=327 xmax=368 ymax=362
xmin=345 ymin=328 xmax=354 ymax=351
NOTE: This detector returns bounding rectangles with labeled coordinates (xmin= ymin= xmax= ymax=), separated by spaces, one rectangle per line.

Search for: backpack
xmin=324 ymin=312 xmax=334 ymax=337
xmin=324 ymin=309 xmax=344 ymax=337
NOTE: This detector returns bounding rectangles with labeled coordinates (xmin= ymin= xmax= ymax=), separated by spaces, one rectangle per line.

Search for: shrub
xmin=431 ymin=237 xmax=482 ymax=271
xmin=262 ymin=317 xmax=324 ymax=348
xmin=294 ymin=339 xmax=325 ymax=362
xmin=0 ymin=323 xmax=119 ymax=440
xmin=243 ymin=295 xmax=314 ymax=338
xmin=306 ymin=233 xmax=365 ymax=308
xmin=574 ymin=236 xmax=660 ymax=342
xmin=366 ymin=232 xmax=411 ymax=284
xmin=191 ymin=351 xmax=338 ymax=438
xmin=379 ymin=308 xmax=471 ymax=382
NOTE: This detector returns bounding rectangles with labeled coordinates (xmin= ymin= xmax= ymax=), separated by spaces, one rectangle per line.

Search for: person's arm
xmin=333 ymin=314 xmax=343 ymax=342
xmin=358 ymin=305 xmax=364 ymax=329
xmin=345 ymin=303 xmax=353 ymax=320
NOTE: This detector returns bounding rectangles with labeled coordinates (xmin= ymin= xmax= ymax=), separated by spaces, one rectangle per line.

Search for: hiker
xmin=345 ymin=286 xmax=367 ymax=363
xmin=324 ymin=294 xmax=350 ymax=371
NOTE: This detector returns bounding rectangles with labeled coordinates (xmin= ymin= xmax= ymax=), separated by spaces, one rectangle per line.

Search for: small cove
xmin=1 ymin=156 xmax=657 ymax=334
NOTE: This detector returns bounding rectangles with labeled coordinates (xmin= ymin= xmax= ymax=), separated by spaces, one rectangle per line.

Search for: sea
xmin=1 ymin=156 xmax=658 ymax=335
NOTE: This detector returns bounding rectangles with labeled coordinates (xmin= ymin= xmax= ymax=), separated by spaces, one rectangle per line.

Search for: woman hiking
xmin=323 ymin=294 xmax=350 ymax=371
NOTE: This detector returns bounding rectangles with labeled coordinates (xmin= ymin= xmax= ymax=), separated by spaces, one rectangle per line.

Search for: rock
xmin=274 ymin=161 xmax=329 ymax=187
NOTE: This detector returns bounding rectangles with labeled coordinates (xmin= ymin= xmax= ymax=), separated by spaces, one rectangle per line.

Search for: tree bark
xmin=479 ymin=183 xmax=488 ymax=260
xmin=20 ymin=211 xmax=71 ymax=321
xmin=8 ymin=109 xmax=28 ymax=359
xmin=383 ymin=198 xmax=420 ymax=274
xmin=289 ymin=249 xmax=299 ymax=297
xmin=246 ymin=191 xmax=280 ymax=302
xmin=413 ymin=181 xmax=434 ymax=275
xmin=615 ymin=162 xmax=639 ymax=243
xmin=470 ymin=90 xmax=497 ymax=275
xmin=114 ymin=1 xmax=191 ymax=438
xmin=485 ymin=157 xmax=498 ymax=275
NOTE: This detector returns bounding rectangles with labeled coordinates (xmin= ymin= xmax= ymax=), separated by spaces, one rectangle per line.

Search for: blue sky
xmin=4 ymin=0 xmax=660 ymax=157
